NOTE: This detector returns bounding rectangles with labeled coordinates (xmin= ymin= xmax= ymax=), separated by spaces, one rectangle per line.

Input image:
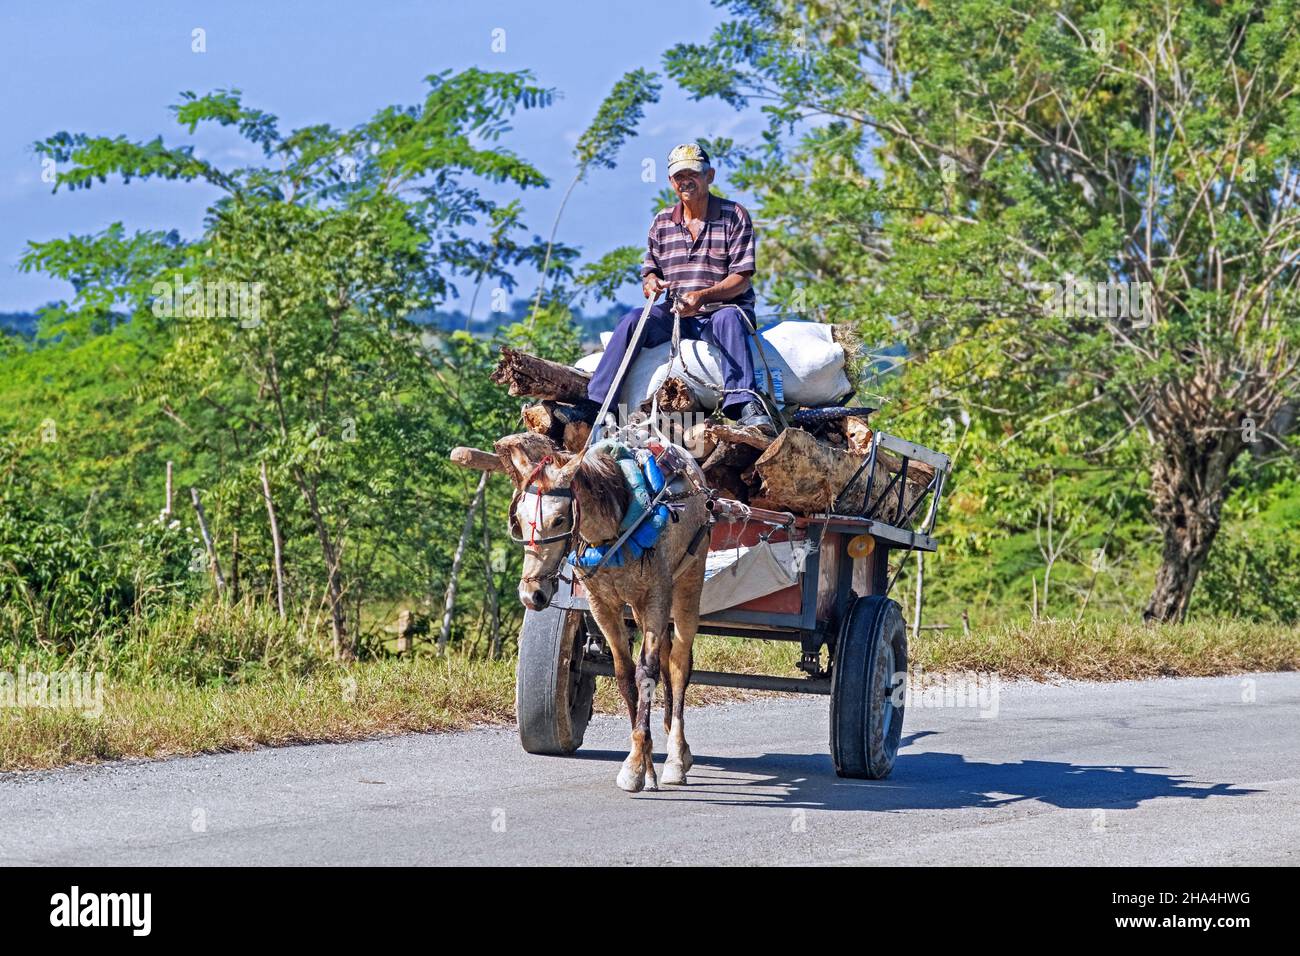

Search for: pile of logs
xmin=471 ymin=345 xmax=934 ymax=525
xmin=490 ymin=347 xmax=596 ymax=453
xmin=487 ymin=345 xmax=701 ymax=455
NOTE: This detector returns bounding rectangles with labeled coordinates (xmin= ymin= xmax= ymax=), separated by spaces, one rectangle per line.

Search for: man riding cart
xmin=586 ymin=142 xmax=775 ymax=435
xmin=453 ymin=142 xmax=954 ymax=784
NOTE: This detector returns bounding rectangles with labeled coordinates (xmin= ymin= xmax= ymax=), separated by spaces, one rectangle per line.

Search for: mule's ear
xmin=506 ymin=446 xmax=535 ymax=486
xmin=494 ymin=432 xmax=559 ymax=488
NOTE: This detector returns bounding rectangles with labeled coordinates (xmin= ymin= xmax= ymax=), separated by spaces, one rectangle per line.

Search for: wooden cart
xmin=515 ymin=430 xmax=951 ymax=780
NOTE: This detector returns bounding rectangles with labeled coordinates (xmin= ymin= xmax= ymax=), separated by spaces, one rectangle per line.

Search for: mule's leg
xmin=631 ymin=597 xmax=672 ymax=792
xmin=660 ymin=624 xmax=674 ymax=734
xmin=588 ymin=596 xmax=642 ymax=792
xmin=662 ymin=553 xmax=705 ymax=785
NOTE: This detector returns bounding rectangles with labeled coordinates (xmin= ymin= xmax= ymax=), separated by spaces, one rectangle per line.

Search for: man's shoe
xmin=736 ymin=401 xmax=776 ymax=436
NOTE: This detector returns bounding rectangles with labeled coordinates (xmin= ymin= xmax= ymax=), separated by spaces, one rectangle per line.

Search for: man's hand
xmin=642 ymin=274 xmax=666 ymax=299
xmin=675 ymin=289 xmax=707 ymax=316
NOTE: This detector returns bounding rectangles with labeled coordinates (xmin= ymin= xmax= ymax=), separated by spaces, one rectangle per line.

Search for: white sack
xmin=758 ymin=321 xmax=850 ymax=405
xmin=620 ymin=321 xmax=849 ymax=409
xmin=576 ymin=321 xmax=850 ymax=410
xmin=575 ymin=351 xmax=603 ymax=374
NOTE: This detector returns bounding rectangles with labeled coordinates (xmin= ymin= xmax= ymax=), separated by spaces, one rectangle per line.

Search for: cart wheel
xmin=829 ymin=595 xmax=907 ymax=779
xmin=516 ymin=605 xmax=597 ymax=755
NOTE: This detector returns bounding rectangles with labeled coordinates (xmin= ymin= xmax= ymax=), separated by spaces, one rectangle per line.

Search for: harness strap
xmin=670 ymin=516 xmax=713 ymax=581
xmin=525 ymin=485 xmax=571 ymax=498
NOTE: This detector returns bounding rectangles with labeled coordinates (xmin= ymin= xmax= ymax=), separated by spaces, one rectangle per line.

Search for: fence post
xmin=190 ymin=487 xmax=226 ymax=597
xmin=260 ymin=461 xmax=287 ymax=619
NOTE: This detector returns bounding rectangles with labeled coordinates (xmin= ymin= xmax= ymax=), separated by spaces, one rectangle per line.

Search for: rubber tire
xmin=829 ymin=595 xmax=907 ymax=779
xmin=516 ymin=605 xmax=597 ymax=755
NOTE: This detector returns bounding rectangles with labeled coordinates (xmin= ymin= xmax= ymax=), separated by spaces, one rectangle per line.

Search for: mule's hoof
xmin=661 ymin=761 xmax=688 ymax=786
xmin=643 ymin=766 xmax=660 ymax=791
xmin=617 ymin=764 xmax=645 ymax=793
xmin=666 ymin=745 xmax=693 ymax=779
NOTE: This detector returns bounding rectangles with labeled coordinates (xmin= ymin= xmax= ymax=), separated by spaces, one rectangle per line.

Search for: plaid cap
xmin=667 ymin=142 xmax=710 ymax=177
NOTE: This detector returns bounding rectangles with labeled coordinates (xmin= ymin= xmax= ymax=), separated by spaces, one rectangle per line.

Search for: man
xmin=587 ymin=142 xmax=775 ymax=434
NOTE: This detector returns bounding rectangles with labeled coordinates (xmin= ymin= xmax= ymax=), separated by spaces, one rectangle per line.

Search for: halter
xmin=509 ymin=456 xmax=580 ymax=557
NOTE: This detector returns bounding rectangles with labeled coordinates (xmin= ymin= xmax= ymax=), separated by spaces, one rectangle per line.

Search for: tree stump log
xmin=704 ymin=422 xmax=774 ymax=452
xmin=521 ymin=399 xmax=597 ymax=435
xmin=520 ymin=399 xmax=598 ymax=453
xmin=653 ymin=377 xmax=700 ymax=412
xmin=450 ymin=446 xmax=505 ymax=472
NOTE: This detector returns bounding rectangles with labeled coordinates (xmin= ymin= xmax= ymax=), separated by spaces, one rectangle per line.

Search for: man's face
xmin=670 ymin=167 xmax=715 ymax=204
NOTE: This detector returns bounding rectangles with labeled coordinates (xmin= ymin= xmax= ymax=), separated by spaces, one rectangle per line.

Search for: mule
xmin=497 ymin=432 xmax=710 ymax=792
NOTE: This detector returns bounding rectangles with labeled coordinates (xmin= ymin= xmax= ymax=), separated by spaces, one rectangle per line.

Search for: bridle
xmin=508 ymin=457 xmax=581 ymax=578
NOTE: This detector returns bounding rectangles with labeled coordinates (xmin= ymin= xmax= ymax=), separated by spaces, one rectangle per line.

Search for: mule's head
xmin=498 ymin=434 xmax=582 ymax=611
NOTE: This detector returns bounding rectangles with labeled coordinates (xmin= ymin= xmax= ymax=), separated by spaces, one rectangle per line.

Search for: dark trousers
xmin=587 ymin=303 xmax=758 ymax=418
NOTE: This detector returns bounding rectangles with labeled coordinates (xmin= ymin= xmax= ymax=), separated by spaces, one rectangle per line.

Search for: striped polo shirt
xmin=642 ymin=194 xmax=757 ymax=313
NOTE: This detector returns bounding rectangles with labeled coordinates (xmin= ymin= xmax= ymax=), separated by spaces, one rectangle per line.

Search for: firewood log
xmin=450 ymin=447 xmax=505 ymax=473
xmin=833 ymin=419 xmax=937 ymax=483
xmin=750 ymin=427 xmax=932 ymax=522
xmin=843 ymin=416 xmax=873 ymax=455
xmin=521 ymin=399 xmax=598 ymax=440
xmin=702 ymin=440 xmax=762 ymax=505
xmin=705 ymin=464 xmax=751 ymax=503
xmin=653 ymin=376 xmax=700 ymax=412
xmin=683 ymin=420 xmax=717 ymax=460
xmin=701 ymin=438 xmax=760 ymax=474
xmin=704 ymin=423 xmax=774 ymax=452
xmin=491 ymin=346 xmax=591 ymax=402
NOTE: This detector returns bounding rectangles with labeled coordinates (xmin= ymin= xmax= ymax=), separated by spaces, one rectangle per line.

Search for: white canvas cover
xmin=698 ymin=540 xmax=805 ymax=615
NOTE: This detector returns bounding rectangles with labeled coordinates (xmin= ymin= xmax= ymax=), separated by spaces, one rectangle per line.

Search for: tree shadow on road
xmin=572 ymin=732 xmax=1261 ymax=812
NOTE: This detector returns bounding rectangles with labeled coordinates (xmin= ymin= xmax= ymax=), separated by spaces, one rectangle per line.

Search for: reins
xmin=587 ymin=294 xmax=659 ymax=448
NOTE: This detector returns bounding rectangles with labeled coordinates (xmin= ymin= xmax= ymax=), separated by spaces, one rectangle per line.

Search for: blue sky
xmin=0 ymin=0 xmax=766 ymax=313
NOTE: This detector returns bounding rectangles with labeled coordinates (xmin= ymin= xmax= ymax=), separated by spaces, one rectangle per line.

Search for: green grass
xmin=0 ymin=624 xmax=796 ymax=772
xmin=1 ymin=653 xmax=518 ymax=773
xmin=913 ymin=616 xmax=1299 ymax=680
xmin=2 ymin=601 xmax=1295 ymax=773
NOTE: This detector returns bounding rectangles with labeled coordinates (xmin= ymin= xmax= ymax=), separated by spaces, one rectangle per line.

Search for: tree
xmin=668 ymin=0 xmax=1300 ymax=621
xmin=26 ymin=70 xmax=557 ymax=657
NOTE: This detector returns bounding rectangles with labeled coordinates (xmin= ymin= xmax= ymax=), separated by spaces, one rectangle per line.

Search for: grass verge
xmin=2 ymin=613 xmax=1295 ymax=773
xmin=916 ymin=617 xmax=1299 ymax=680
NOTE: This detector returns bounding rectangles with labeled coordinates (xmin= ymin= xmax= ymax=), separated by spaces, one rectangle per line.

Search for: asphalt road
xmin=2 ymin=673 xmax=1297 ymax=865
